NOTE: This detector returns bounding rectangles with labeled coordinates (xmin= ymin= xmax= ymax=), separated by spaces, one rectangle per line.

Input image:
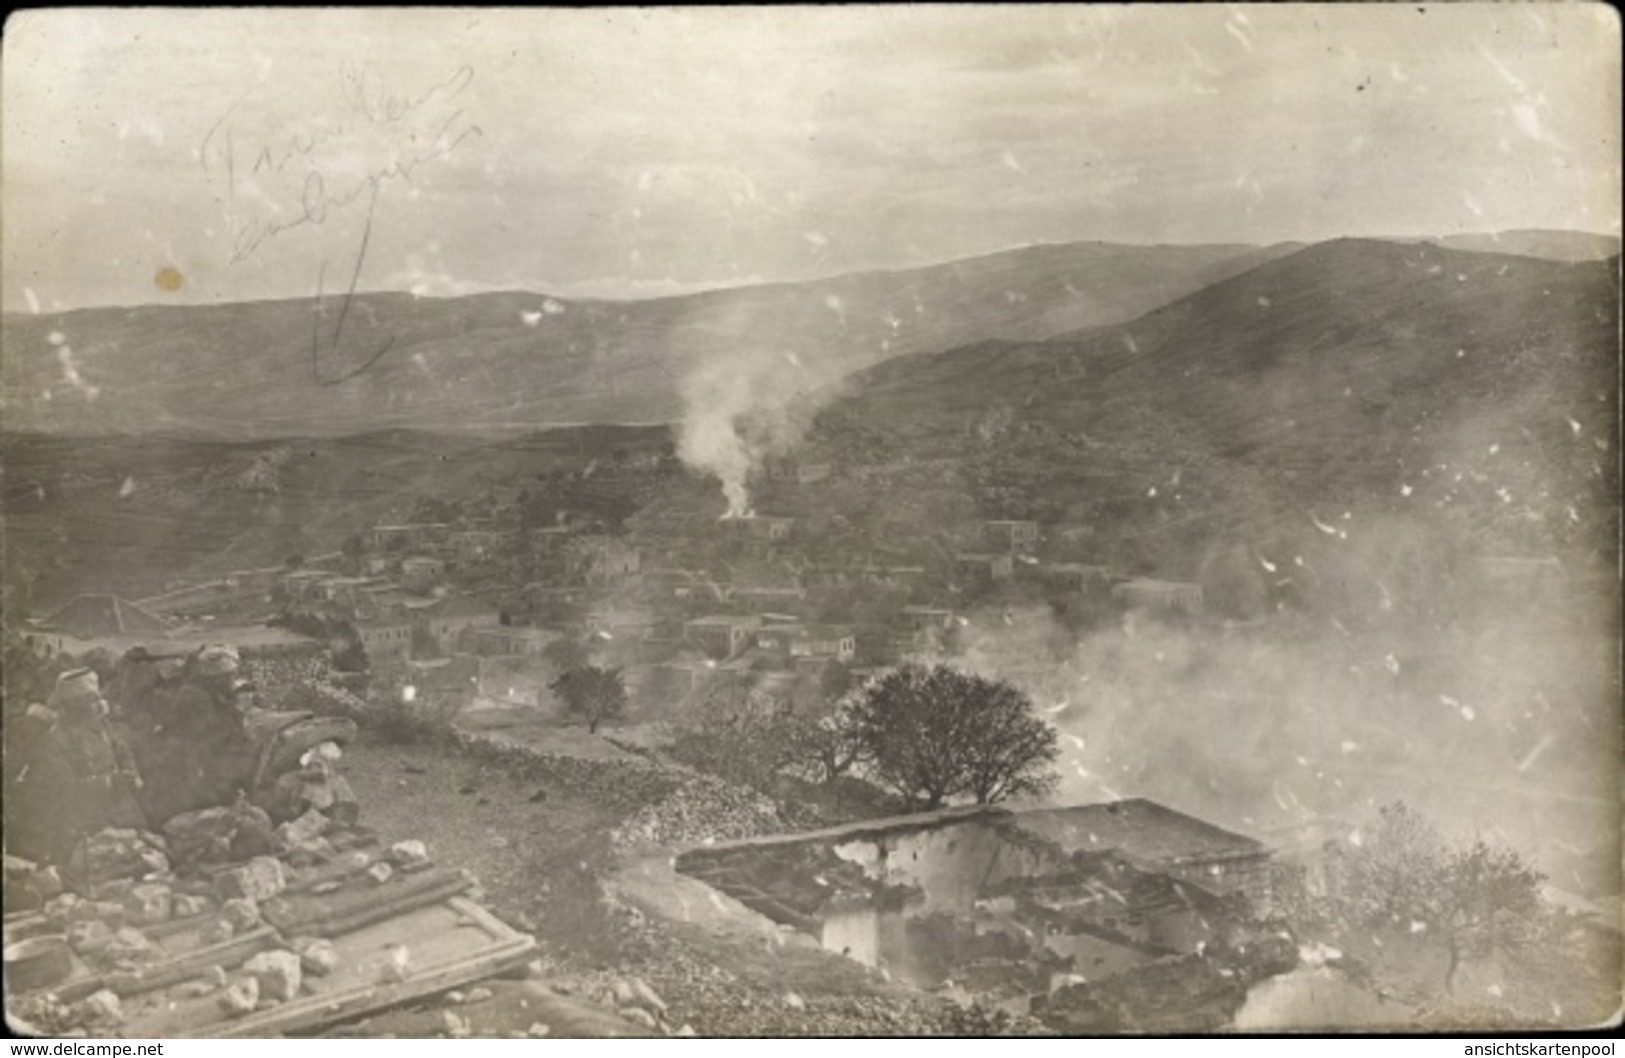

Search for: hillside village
xmin=20 ymin=416 xmax=1589 ymax=734
xmin=5 ymin=232 xmax=1618 ymax=1036
xmin=18 ymin=448 xmax=1241 ymax=724
xmin=5 ymin=2 xmax=1621 ymax=1039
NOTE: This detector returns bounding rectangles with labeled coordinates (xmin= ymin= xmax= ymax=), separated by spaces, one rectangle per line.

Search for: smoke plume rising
xmin=675 ymin=339 xmax=844 ymax=518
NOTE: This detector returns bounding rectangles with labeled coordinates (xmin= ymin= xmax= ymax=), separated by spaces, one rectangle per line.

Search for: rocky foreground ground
xmin=338 ymin=729 xmax=1049 ymax=1037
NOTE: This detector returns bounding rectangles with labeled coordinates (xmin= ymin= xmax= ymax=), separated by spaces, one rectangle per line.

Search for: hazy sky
xmin=3 ymin=5 xmax=1619 ymax=310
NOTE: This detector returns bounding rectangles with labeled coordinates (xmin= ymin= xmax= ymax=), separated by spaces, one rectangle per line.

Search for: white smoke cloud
xmin=676 ymin=353 xmax=760 ymax=517
xmin=674 ymin=331 xmax=847 ymax=517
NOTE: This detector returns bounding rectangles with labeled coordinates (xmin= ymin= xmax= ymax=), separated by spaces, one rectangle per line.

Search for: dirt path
xmin=340 ymin=729 xmax=629 ymax=967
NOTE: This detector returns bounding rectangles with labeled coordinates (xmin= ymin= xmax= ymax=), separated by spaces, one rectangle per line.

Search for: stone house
xmin=954 ymin=553 xmax=1015 ymax=583
xmin=461 ymin=625 xmax=560 ymax=658
xmin=756 ymin=623 xmax=856 ymax=664
xmin=447 ymin=528 xmax=515 ymax=562
xmin=684 ymin=614 xmax=763 ymax=659
xmin=726 ymin=514 xmax=795 ymax=543
xmin=583 ymin=610 xmax=665 ymax=642
xmin=764 ymin=457 xmax=832 ymax=485
xmin=357 ymin=619 xmax=413 ymax=662
xmin=985 ymin=520 xmax=1040 ymax=553
xmin=400 ymin=556 xmax=446 ymax=592
xmin=422 ymin=594 xmax=502 ymax=653
xmin=565 ymin=536 xmax=641 ymax=585
xmin=370 ymin=522 xmax=450 ymax=552
xmin=1111 ymin=579 xmax=1203 ymax=614
xmin=1043 ymin=563 xmax=1112 ymax=593
xmin=899 ymin=605 xmax=956 ymax=632
xmin=730 ymin=586 xmax=808 ymax=613
xmin=280 ymin=569 xmax=330 ymax=602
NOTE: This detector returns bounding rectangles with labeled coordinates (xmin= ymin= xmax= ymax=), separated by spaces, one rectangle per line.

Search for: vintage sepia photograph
xmin=1 ymin=4 xmax=1620 ymax=1039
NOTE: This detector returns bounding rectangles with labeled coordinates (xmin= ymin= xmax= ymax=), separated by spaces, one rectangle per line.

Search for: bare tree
xmin=1335 ymin=802 xmax=1546 ymax=995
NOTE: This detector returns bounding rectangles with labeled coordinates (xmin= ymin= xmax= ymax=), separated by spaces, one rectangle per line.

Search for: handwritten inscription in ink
xmin=197 ymin=61 xmax=484 ymax=383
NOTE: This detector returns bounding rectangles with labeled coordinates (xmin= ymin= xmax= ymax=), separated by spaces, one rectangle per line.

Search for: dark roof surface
xmin=1012 ymin=799 xmax=1266 ymax=865
xmin=42 ymin=594 xmax=173 ymax=638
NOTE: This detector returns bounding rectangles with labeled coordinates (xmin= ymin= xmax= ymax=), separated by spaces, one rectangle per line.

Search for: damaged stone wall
xmin=830 ymin=818 xmax=1062 ymax=914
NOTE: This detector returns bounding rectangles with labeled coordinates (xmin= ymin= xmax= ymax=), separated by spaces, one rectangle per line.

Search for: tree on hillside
xmin=671 ymin=678 xmax=824 ymax=790
xmin=793 ymin=700 xmax=871 ymax=786
xmin=846 ymin=663 xmax=1059 ymax=810
xmin=548 ymin=665 xmax=628 ymax=734
xmin=1333 ymin=802 xmax=1546 ymax=995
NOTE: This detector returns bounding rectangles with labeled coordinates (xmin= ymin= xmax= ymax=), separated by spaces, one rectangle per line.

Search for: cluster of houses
xmin=38 ymin=448 xmax=1553 ymax=726
xmin=18 ymin=444 xmax=1579 ymax=730
xmin=22 ymin=481 xmax=1225 ymax=719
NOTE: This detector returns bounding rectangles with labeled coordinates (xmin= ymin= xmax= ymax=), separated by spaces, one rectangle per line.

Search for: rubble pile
xmin=242 ymin=655 xmax=333 ymax=710
xmin=549 ymin=952 xmax=1047 ymax=1037
xmin=541 ymin=970 xmax=677 ymax=1034
xmin=266 ymin=678 xmax=371 ymax=722
xmin=3 ymin=653 xmax=530 ymax=1039
xmin=609 ymin=773 xmax=792 ymax=851
xmin=1035 ymin=953 xmax=1254 ymax=1034
xmin=447 ymin=728 xmax=681 ymax=813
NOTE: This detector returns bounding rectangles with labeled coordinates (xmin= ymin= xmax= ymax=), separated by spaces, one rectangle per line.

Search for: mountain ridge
xmin=6 ymin=232 xmax=1614 ymax=440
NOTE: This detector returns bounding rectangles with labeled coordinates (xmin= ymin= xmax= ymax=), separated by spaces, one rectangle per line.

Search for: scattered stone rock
xmin=620 ymin=1007 xmax=659 ymax=1031
xmin=176 ymin=968 xmax=229 ymax=999
xmin=609 ymin=773 xmax=791 ymax=851
xmin=279 ymin=846 xmax=315 ymax=870
xmin=783 ymin=991 xmax=807 ymax=1011
xmin=34 ymin=866 xmax=64 ymax=901
xmin=67 ymin=900 xmax=127 ymax=929
xmin=526 ymin=1022 xmax=552 ymax=1038
xmin=379 ymin=944 xmax=411 ymax=983
xmin=387 ymin=840 xmax=430 ymax=868
xmin=243 ymin=950 xmax=303 ymax=1002
xmin=674 ymin=1024 xmax=697 ymax=1037
xmin=278 ymin=809 xmax=330 ymax=850
xmin=219 ymin=978 xmax=259 ymax=1017
xmin=217 ymin=856 xmax=285 ymax=902
xmin=200 ymin=918 xmax=235 ymax=946
xmin=79 ymin=829 xmax=169 ymax=885
xmin=463 ymin=986 xmax=493 ymax=1004
xmin=444 ymin=990 xmax=466 ymax=1006
xmin=441 ymin=1010 xmax=469 ymax=1037
xmin=66 ymin=919 xmax=115 ymax=954
xmin=221 ymin=898 xmax=261 ymax=931
xmin=43 ymin=894 xmax=83 ymax=925
xmin=366 ymin=862 xmax=395 ymax=885
xmin=104 ymin=927 xmax=159 ymax=966
xmin=628 ymin=976 xmax=667 ymax=1014
xmin=124 ymin=883 xmax=173 ymax=925
xmin=170 ymin=893 xmax=211 ymax=918
xmin=88 ymin=878 xmax=136 ymax=903
xmin=292 ymin=937 xmax=339 ymax=977
xmin=74 ymin=989 xmax=123 ymax=1028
